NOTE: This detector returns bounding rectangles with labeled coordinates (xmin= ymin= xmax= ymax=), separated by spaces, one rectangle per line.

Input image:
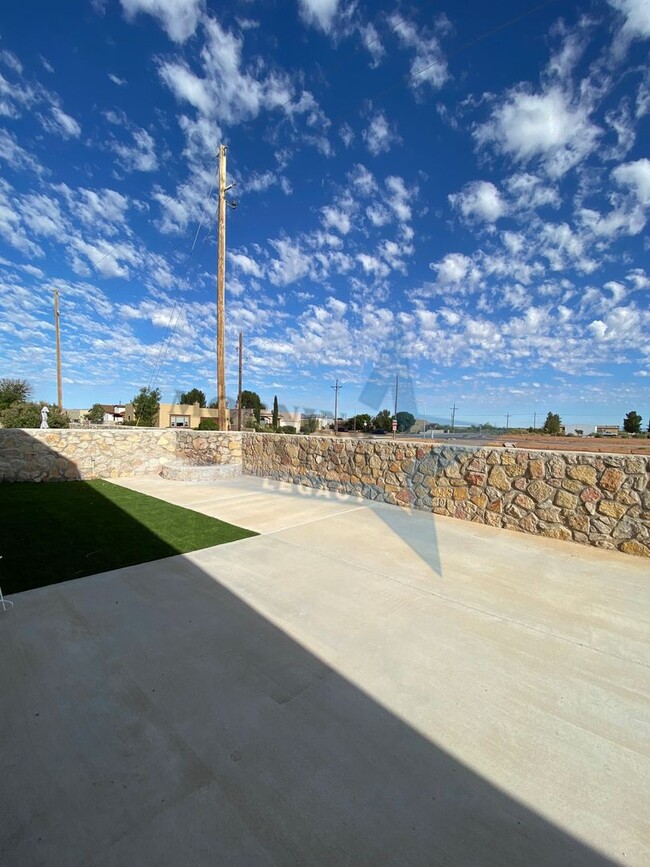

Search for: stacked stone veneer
xmin=0 ymin=428 xmax=242 ymax=482
xmin=243 ymin=434 xmax=650 ymax=557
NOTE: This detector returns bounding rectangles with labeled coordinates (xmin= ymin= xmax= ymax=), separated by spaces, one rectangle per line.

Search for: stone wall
xmin=0 ymin=428 xmax=242 ymax=482
xmin=243 ymin=434 xmax=650 ymax=557
xmin=2 ymin=428 xmax=648 ymax=556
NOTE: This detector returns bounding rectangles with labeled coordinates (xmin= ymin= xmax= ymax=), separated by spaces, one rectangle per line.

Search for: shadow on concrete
xmin=0 ymin=437 xmax=619 ymax=865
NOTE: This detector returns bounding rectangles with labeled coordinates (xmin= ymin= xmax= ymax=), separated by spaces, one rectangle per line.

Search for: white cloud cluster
xmin=154 ymin=13 xmax=331 ymax=231
xmin=389 ymin=13 xmax=450 ymax=92
xmin=120 ymin=0 xmax=204 ymax=43
xmin=297 ymin=0 xmax=340 ymax=34
xmin=476 ymin=86 xmax=600 ymax=178
xmin=449 ymin=181 xmax=506 ymax=224
xmin=0 ymin=51 xmax=81 ymax=140
xmin=609 ymin=0 xmax=650 ymax=53
xmin=111 ymin=127 xmax=158 ymax=173
xmin=362 ymin=111 xmax=400 ymax=156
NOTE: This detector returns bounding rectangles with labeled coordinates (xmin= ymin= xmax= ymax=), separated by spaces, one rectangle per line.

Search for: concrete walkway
xmin=1 ymin=475 xmax=648 ymax=866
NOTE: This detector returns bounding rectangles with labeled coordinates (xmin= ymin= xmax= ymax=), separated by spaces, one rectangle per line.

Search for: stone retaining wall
xmin=2 ymin=428 xmax=648 ymax=556
xmin=0 ymin=428 xmax=242 ymax=482
xmin=243 ymin=434 xmax=650 ymax=557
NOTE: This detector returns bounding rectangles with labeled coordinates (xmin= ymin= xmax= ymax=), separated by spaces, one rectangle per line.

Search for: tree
xmin=240 ymin=390 xmax=265 ymax=423
xmin=372 ymin=409 xmax=393 ymax=431
xmin=179 ymin=388 xmax=206 ymax=407
xmin=0 ymin=401 xmax=69 ymax=428
xmin=396 ymin=411 xmax=416 ymax=433
xmin=86 ymin=403 xmax=105 ymax=424
xmin=350 ymin=413 xmax=372 ymax=432
xmin=542 ymin=412 xmax=562 ymax=435
xmin=623 ymin=410 xmax=642 ymax=434
xmin=131 ymin=387 xmax=161 ymax=426
xmin=300 ymin=415 xmax=319 ymax=434
xmin=272 ymin=395 xmax=279 ymax=429
xmin=0 ymin=378 xmax=32 ymax=410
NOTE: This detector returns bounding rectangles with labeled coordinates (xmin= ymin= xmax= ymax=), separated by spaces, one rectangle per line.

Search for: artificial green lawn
xmin=0 ymin=480 xmax=257 ymax=595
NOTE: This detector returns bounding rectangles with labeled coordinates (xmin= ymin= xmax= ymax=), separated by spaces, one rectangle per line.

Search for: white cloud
xmin=19 ymin=193 xmax=65 ymax=238
xmin=348 ymin=163 xmax=376 ymax=196
xmin=504 ymin=172 xmax=560 ymax=211
xmin=384 ymin=175 xmax=413 ymax=223
xmin=120 ymin=0 xmax=204 ymax=43
xmin=158 ymin=62 xmax=213 ymax=114
xmin=449 ymin=180 xmax=506 ymax=223
xmin=0 ymin=180 xmax=44 ymax=257
xmin=356 ymin=253 xmax=391 ymax=278
xmin=359 ymin=23 xmax=384 ymax=67
xmin=108 ymin=73 xmax=127 ymax=86
xmin=111 ymin=127 xmax=158 ymax=172
xmin=0 ymin=50 xmax=23 ymax=74
xmin=476 ymin=86 xmax=600 ymax=177
xmin=539 ymin=222 xmax=597 ymax=273
xmin=363 ymin=111 xmax=399 ymax=156
xmin=0 ymin=129 xmax=43 ymax=174
xmin=588 ymin=305 xmax=646 ymax=344
xmin=366 ymin=203 xmax=390 ymax=226
xmin=230 ymin=252 xmax=263 ymax=278
xmin=297 ymin=0 xmax=340 ymax=34
xmin=268 ymin=238 xmax=313 ymax=286
xmin=609 ymin=0 xmax=650 ymax=52
xmin=389 ymin=13 xmax=449 ymax=93
xmin=69 ymin=237 xmax=140 ymax=279
xmin=321 ymin=204 xmax=351 ymax=234
xmin=431 ymin=252 xmax=473 ymax=285
xmin=339 ymin=122 xmax=354 ymax=148
xmin=243 ymin=169 xmax=292 ymax=196
xmin=613 ymin=158 xmax=650 ymax=205
xmin=578 ymin=203 xmax=646 ymax=238
xmin=45 ymin=106 xmax=82 ymax=138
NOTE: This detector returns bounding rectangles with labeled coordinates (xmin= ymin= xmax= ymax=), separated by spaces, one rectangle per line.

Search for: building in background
xmin=564 ymin=424 xmax=619 ymax=437
xmin=123 ymin=402 xmax=221 ymax=428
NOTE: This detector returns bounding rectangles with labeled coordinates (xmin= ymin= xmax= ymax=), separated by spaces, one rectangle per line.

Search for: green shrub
xmin=0 ymin=401 xmax=70 ymax=428
xmin=197 ymin=418 xmax=218 ymax=430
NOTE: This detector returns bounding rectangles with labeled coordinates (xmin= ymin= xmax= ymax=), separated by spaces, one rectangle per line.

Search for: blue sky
xmin=0 ymin=0 xmax=648 ymax=426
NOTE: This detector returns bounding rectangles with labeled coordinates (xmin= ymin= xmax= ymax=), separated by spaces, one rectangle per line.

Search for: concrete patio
xmin=1 ymin=475 xmax=648 ymax=865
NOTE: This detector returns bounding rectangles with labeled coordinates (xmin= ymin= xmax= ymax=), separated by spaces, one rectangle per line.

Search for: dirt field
xmin=485 ymin=434 xmax=650 ymax=455
xmin=327 ymin=431 xmax=650 ymax=455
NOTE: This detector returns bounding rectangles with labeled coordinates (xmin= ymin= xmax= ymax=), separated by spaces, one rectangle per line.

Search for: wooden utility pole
xmin=237 ymin=331 xmax=243 ymax=431
xmin=450 ymin=402 xmax=457 ymax=433
xmin=216 ymin=144 xmax=227 ymax=431
xmin=331 ymin=379 xmax=341 ymax=435
xmin=54 ymin=289 xmax=63 ymax=409
xmin=394 ymin=373 xmax=399 ymax=418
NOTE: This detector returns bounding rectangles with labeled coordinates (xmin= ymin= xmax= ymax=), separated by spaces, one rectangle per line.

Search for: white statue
xmin=40 ymin=405 xmax=50 ymax=429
